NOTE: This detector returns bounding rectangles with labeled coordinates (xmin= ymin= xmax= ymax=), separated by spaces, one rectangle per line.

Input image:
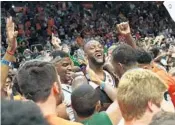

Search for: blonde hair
xmin=117 ymin=69 xmax=167 ymax=121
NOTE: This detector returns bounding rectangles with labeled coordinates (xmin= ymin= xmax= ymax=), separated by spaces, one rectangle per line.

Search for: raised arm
xmin=1 ymin=16 xmax=18 ymax=92
xmin=51 ymin=33 xmax=62 ymax=50
xmin=117 ymin=22 xmax=137 ymax=49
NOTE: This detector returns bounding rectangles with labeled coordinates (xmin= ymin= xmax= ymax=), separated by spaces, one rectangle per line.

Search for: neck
xmin=124 ymin=64 xmax=138 ymax=73
xmin=36 ymin=97 xmax=57 ymax=117
xmin=89 ymin=62 xmax=104 ymax=75
xmin=77 ymin=114 xmax=93 ymax=122
xmin=124 ymin=112 xmax=153 ymax=125
xmin=60 ymin=78 xmax=71 ymax=85
xmin=60 ymin=79 xmax=67 ymax=84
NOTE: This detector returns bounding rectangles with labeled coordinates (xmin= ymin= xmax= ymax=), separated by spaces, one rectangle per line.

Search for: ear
xmin=84 ymin=53 xmax=88 ymax=60
xmin=95 ymin=101 xmax=101 ymax=112
xmin=147 ymin=101 xmax=153 ymax=113
xmin=143 ymin=66 xmax=148 ymax=69
xmin=52 ymin=82 xmax=60 ymax=96
xmin=118 ymin=63 xmax=124 ymax=71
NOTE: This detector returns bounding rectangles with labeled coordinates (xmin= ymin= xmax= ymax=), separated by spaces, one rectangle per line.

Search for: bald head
xmin=84 ymin=40 xmax=101 ymax=53
xmin=84 ymin=40 xmax=104 ymax=66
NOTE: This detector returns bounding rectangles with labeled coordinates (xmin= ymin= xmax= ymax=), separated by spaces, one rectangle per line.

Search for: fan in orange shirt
xmin=136 ymin=48 xmax=175 ymax=107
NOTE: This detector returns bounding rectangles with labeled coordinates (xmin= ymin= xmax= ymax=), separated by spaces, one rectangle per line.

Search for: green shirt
xmin=81 ymin=112 xmax=112 ymax=125
xmin=69 ymin=55 xmax=81 ymax=67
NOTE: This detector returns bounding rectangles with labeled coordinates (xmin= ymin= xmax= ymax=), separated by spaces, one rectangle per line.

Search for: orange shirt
xmin=45 ymin=114 xmax=82 ymax=125
xmin=152 ymin=63 xmax=175 ymax=107
xmin=152 ymin=63 xmax=175 ymax=87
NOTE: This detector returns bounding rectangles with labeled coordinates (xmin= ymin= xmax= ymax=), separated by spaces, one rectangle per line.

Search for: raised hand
xmin=117 ymin=22 xmax=131 ymax=36
xmin=6 ymin=16 xmax=18 ymax=53
xmin=51 ymin=33 xmax=62 ymax=50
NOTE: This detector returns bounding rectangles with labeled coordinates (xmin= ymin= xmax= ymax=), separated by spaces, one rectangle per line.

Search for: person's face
xmin=111 ymin=57 xmax=124 ymax=78
xmin=85 ymin=41 xmax=105 ymax=66
xmin=147 ymin=91 xmax=174 ymax=116
xmin=55 ymin=57 xmax=73 ymax=84
xmin=4 ymin=77 xmax=13 ymax=92
xmin=160 ymin=96 xmax=175 ymax=113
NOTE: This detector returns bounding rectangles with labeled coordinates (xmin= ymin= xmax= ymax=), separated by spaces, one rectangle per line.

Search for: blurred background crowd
xmin=1 ymin=2 xmax=175 ymax=68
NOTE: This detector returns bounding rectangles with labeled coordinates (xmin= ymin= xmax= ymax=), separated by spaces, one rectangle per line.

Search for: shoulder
xmin=104 ymin=70 xmax=115 ymax=86
xmin=95 ymin=112 xmax=113 ymax=124
xmin=92 ymin=112 xmax=111 ymax=121
xmin=62 ymin=84 xmax=72 ymax=93
xmin=46 ymin=115 xmax=82 ymax=125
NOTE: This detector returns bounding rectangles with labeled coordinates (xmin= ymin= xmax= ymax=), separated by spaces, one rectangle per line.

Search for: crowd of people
xmin=1 ymin=1 xmax=175 ymax=125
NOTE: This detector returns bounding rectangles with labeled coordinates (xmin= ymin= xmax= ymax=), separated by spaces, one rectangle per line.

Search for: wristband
xmin=1 ymin=59 xmax=14 ymax=68
xmin=100 ymin=81 xmax=105 ymax=90
xmin=7 ymin=50 xmax=15 ymax=55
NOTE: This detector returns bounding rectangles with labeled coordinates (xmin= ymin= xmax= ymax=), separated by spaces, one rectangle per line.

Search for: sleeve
xmin=98 ymin=112 xmax=113 ymax=125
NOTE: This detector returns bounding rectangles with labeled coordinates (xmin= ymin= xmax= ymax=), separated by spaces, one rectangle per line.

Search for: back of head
xmin=50 ymin=50 xmax=69 ymax=60
xmin=50 ymin=50 xmax=70 ymax=66
xmin=112 ymin=44 xmax=137 ymax=66
xmin=71 ymin=75 xmax=88 ymax=91
xmin=149 ymin=111 xmax=175 ymax=125
xmin=12 ymin=75 xmax=22 ymax=96
xmin=136 ymin=48 xmax=152 ymax=64
xmin=149 ymin=47 xmax=160 ymax=59
xmin=1 ymin=100 xmax=49 ymax=125
xmin=117 ymin=69 xmax=166 ymax=121
xmin=71 ymin=84 xmax=100 ymax=117
xmin=17 ymin=60 xmax=58 ymax=102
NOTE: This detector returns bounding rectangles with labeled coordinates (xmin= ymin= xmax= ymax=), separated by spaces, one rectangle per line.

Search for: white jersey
xmin=61 ymin=84 xmax=75 ymax=121
xmin=88 ymin=70 xmax=115 ymax=89
xmin=61 ymin=84 xmax=72 ymax=104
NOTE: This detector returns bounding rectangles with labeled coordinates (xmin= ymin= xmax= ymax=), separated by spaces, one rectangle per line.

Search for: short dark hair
xmin=17 ymin=60 xmax=58 ymax=102
xmin=1 ymin=100 xmax=49 ymax=125
xmin=71 ymin=76 xmax=88 ymax=91
xmin=50 ymin=50 xmax=69 ymax=59
xmin=149 ymin=111 xmax=175 ymax=125
xmin=71 ymin=84 xmax=100 ymax=117
xmin=12 ymin=75 xmax=22 ymax=95
xmin=112 ymin=44 xmax=137 ymax=66
xmin=149 ymin=47 xmax=160 ymax=58
xmin=136 ymin=48 xmax=152 ymax=64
